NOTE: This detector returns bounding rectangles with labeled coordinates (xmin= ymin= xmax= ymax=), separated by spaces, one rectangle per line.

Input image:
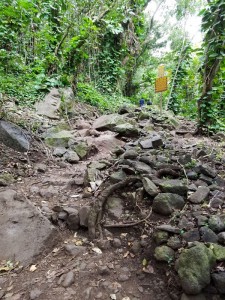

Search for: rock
xmin=130 ymin=240 xmax=141 ymax=254
xmin=189 ymin=186 xmax=210 ymax=204
xmin=30 ymin=288 xmax=42 ymax=299
xmin=156 ymin=225 xmax=180 ymax=234
xmin=110 ymin=170 xmax=127 ymax=183
xmin=53 ymin=147 xmax=67 ymax=157
xmin=199 ymin=164 xmax=216 ymax=178
xmin=118 ymin=106 xmax=130 ymax=114
xmin=182 ymin=229 xmax=200 ymax=242
xmin=114 ymin=123 xmax=139 ymax=136
xmin=66 ymin=210 xmax=80 ymax=230
xmin=179 ymin=216 xmax=195 ymax=230
xmin=218 ymin=232 xmax=225 ymax=245
xmin=139 ymin=134 xmax=163 ymax=149
xmin=199 ymin=174 xmax=213 ymax=185
xmin=98 ymin=266 xmax=110 ymax=276
xmin=35 ymin=163 xmax=47 ymax=173
xmin=64 ymin=244 xmax=86 ymax=256
xmin=61 ymin=271 xmax=75 ymax=288
xmin=123 ymin=160 xmax=152 ymax=174
xmin=210 ymin=244 xmax=225 ymax=261
xmin=79 ymin=206 xmax=90 ymax=227
xmin=158 ymin=180 xmax=188 ymax=196
xmin=39 ymin=185 xmax=58 ymax=198
xmin=0 ymin=190 xmax=59 ymax=265
xmin=196 ymin=215 xmax=208 ymax=227
xmin=212 ymin=272 xmax=225 ymax=293
xmin=45 ymin=130 xmax=73 ymax=147
xmin=60 ymin=87 xmax=75 ymax=114
xmin=64 ymin=150 xmax=80 ymax=163
xmin=118 ymin=274 xmax=130 ymax=282
xmin=112 ymin=238 xmax=122 ymax=248
xmin=35 ymin=88 xmax=60 ymax=119
xmin=153 ymin=231 xmax=169 ymax=245
xmin=0 ymin=120 xmax=30 ymax=152
xmin=167 ymin=236 xmax=182 ymax=250
xmin=180 ymin=294 xmax=206 ymax=300
xmin=0 ymin=173 xmax=14 ymax=186
xmin=187 ymin=171 xmax=198 ymax=180
xmin=123 ymin=150 xmax=138 ymax=159
xmin=200 ymin=227 xmax=218 ymax=243
xmin=97 ymin=239 xmax=111 ymax=250
xmin=153 ymin=193 xmax=185 ymax=216
xmin=176 ymin=242 xmax=215 ymax=294
xmin=142 ymin=177 xmax=159 ymax=197
xmin=72 ymin=141 xmax=89 ymax=159
xmin=93 ymin=114 xmax=129 ymax=131
xmin=208 ymin=215 xmax=225 ymax=232
xmin=154 ymin=245 xmax=175 ymax=262
xmin=106 ymin=197 xmax=123 ymax=219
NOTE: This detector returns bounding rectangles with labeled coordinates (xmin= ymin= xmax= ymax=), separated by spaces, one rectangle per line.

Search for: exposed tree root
xmin=103 ymin=208 xmax=152 ymax=228
xmin=88 ymin=176 xmax=141 ymax=239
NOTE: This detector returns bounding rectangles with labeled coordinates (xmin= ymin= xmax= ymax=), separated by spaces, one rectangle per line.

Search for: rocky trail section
xmin=0 ymin=91 xmax=225 ymax=300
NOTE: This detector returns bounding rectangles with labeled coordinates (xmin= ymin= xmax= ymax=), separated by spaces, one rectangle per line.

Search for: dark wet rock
xmin=118 ymin=106 xmax=130 ymax=114
xmin=0 ymin=120 xmax=30 ymax=152
xmin=187 ymin=171 xmax=198 ymax=180
xmin=122 ymin=159 xmax=152 ymax=174
xmin=79 ymin=206 xmax=90 ymax=227
xmin=199 ymin=164 xmax=216 ymax=178
xmin=199 ymin=174 xmax=213 ymax=185
xmin=0 ymin=189 xmax=59 ymax=265
xmin=208 ymin=215 xmax=225 ymax=232
xmin=153 ymin=193 xmax=185 ymax=216
xmin=110 ymin=170 xmax=127 ymax=183
xmin=188 ymin=186 xmax=210 ymax=204
xmin=123 ymin=149 xmax=138 ymax=159
xmin=66 ymin=209 xmax=80 ymax=230
xmin=158 ymin=180 xmax=188 ymax=196
xmin=182 ymin=229 xmax=200 ymax=242
xmin=176 ymin=242 xmax=215 ymax=294
xmin=200 ymin=227 xmax=218 ymax=243
xmin=156 ymin=225 xmax=180 ymax=234
xmin=154 ymin=245 xmax=175 ymax=262
xmin=60 ymin=271 xmax=75 ymax=288
xmin=153 ymin=231 xmax=169 ymax=245
xmin=64 ymin=150 xmax=80 ymax=163
xmin=218 ymin=232 xmax=225 ymax=245
xmin=167 ymin=236 xmax=182 ymax=250
xmin=212 ymin=272 xmax=225 ymax=293
xmin=142 ymin=177 xmax=159 ymax=197
xmin=30 ymin=288 xmax=42 ymax=300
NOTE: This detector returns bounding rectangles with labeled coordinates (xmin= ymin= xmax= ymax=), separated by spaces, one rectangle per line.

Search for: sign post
xmin=155 ymin=65 xmax=168 ymax=114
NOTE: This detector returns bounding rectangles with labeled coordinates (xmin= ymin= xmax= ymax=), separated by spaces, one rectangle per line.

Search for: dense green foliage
xmin=0 ymin=0 xmax=224 ymax=132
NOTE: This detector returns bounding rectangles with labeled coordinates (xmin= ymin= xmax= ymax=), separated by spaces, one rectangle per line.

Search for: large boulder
xmin=0 ymin=189 xmax=59 ymax=265
xmin=45 ymin=130 xmax=74 ymax=147
xmin=0 ymin=120 xmax=30 ymax=152
xmin=114 ymin=123 xmax=139 ymax=137
xmin=176 ymin=242 xmax=215 ymax=294
xmin=35 ymin=88 xmax=61 ymax=119
xmin=93 ymin=114 xmax=131 ymax=131
xmin=153 ymin=193 xmax=185 ymax=216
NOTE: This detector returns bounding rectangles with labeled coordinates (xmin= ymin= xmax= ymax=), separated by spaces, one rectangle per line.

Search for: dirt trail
xmin=0 ymin=103 xmax=225 ymax=300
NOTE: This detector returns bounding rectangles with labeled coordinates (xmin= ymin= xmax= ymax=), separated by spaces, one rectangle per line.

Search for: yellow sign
xmin=158 ymin=65 xmax=165 ymax=78
xmin=155 ymin=76 xmax=168 ymax=93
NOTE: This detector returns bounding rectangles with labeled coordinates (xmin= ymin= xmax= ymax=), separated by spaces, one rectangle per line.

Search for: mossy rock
xmin=209 ymin=243 xmax=225 ymax=261
xmin=73 ymin=142 xmax=89 ymax=159
xmin=0 ymin=173 xmax=14 ymax=186
xmin=45 ymin=130 xmax=73 ymax=147
xmin=154 ymin=245 xmax=175 ymax=262
xmin=176 ymin=242 xmax=215 ymax=294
